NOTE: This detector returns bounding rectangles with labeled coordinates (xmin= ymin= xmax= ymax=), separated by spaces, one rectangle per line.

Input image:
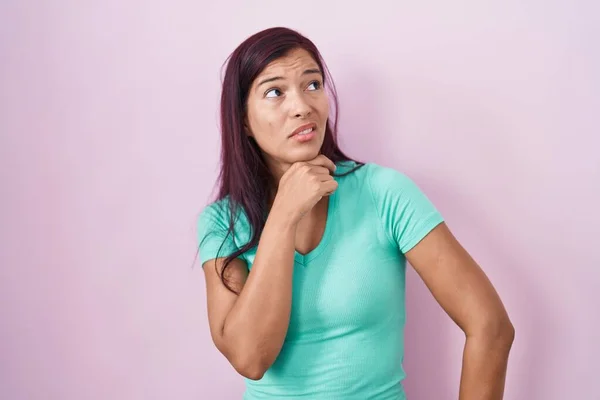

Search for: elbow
xmin=217 ymin=329 xmax=280 ymax=380
xmin=504 ymin=319 xmax=516 ymax=344
xmin=470 ymin=315 xmax=515 ymax=348
xmin=215 ymin=324 xmax=278 ymax=381
xmin=216 ymin=327 xmax=270 ymax=380
xmin=496 ymin=316 xmax=515 ymax=345
xmin=241 ymin=368 xmax=266 ymax=381
xmin=233 ymin=362 xmax=267 ymax=381
xmin=229 ymin=351 xmax=271 ymax=381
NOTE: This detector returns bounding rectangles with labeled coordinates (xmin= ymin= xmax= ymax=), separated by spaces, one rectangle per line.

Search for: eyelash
xmin=307 ymin=80 xmax=322 ymax=90
xmin=265 ymin=80 xmax=322 ymax=98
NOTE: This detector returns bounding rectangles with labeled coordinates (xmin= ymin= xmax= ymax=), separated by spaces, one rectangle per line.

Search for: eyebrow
xmin=257 ymin=68 xmax=322 ymax=88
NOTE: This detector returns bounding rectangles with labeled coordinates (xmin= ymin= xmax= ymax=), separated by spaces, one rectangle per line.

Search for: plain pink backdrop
xmin=1 ymin=1 xmax=598 ymax=399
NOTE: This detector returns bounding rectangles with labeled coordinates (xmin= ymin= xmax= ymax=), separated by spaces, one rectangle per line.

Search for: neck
xmin=267 ymin=160 xmax=292 ymax=184
xmin=264 ymin=157 xmax=292 ymax=204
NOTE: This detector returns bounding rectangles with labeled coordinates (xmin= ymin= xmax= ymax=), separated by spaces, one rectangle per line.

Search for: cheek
xmin=247 ymin=103 xmax=268 ymax=132
xmin=322 ymin=99 xmax=330 ymax=115
xmin=312 ymin=93 xmax=329 ymax=112
xmin=257 ymin=105 xmax=286 ymax=131
xmin=247 ymin=105 xmax=282 ymax=145
xmin=316 ymin=97 xmax=329 ymax=119
xmin=254 ymin=111 xmax=279 ymax=134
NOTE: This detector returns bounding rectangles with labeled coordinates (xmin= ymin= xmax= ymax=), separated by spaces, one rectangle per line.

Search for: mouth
xmin=289 ymin=123 xmax=317 ymax=138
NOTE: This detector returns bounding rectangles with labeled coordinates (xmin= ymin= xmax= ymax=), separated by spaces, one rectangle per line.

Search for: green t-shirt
xmin=197 ymin=160 xmax=444 ymax=400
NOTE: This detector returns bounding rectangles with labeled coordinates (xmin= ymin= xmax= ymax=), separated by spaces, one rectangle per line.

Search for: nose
xmin=288 ymin=91 xmax=311 ymax=118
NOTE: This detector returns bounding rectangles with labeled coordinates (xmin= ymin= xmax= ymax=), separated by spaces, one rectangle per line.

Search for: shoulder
xmin=197 ymin=196 xmax=252 ymax=237
xmin=196 ymin=197 xmax=250 ymax=265
xmin=333 ymin=160 xmax=420 ymax=197
xmin=362 ymin=162 xmax=440 ymax=219
xmin=197 ymin=197 xmax=234 ymax=231
xmin=362 ymin=162 xmax=418 ymax=194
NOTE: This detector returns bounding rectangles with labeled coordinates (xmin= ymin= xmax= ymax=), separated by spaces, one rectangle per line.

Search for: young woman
xmin=197 ymin=26 xmax=514 ymax=400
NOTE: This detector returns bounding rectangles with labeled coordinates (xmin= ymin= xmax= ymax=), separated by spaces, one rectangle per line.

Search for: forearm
xmin=458 ymin=327 xmax=515 ymax=400
xmin=223 ymin=206 xmax=298 ymax=370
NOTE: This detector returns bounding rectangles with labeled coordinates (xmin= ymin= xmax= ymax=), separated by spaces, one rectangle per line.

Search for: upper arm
xmin=197 ymin=202 xmax=249 ymax=355
xmin=367 ymin=164 xmax=444 ymax=253
xmin=405 ymin=222 xmax=512 ymax=336
xmin=202 ymin=256 xmax=248 ymax=356
xmin=368 ymin=164 xmax=511 ymax=335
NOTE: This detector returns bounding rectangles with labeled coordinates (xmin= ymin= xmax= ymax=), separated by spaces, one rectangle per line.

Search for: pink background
xmin=1 ymin=1 xmax=598 ymax=399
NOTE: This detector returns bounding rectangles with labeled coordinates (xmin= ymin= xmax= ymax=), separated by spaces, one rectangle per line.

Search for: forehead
xmin=258 ymin=48 xmax=319 ymax=77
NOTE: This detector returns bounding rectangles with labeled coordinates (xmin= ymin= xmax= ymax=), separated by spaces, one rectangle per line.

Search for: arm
xmin=405 ymin=222 xmax=515 ymax=400
xmin=200 ymin=156 xmax=337 ymax=380
xmin=203 ymin=207 xmax=297 ymax=380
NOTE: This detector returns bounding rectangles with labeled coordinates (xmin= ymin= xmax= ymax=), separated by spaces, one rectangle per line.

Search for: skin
xmin=203 ymin=47 xmax=514 ymax=398
xmin=245 ymin=48 xmax=329 ymax=182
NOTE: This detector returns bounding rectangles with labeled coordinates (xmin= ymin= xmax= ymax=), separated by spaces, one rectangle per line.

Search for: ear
xmin=243 ymin=118 xmax=253 ymax=137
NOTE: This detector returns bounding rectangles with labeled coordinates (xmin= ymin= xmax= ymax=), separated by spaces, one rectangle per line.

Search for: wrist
xmin=269 ymin=200 xmax=300 ymax=230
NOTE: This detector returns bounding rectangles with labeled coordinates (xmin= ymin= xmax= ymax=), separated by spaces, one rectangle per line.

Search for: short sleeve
xmin=196 ymin=202 xmax=242 ymax=267
xmin=368 ymin=164 xmax=444 ymax=254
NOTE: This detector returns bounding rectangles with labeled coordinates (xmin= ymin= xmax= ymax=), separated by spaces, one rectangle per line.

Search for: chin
xmin=289 ymin=145 xmax=322 ymax=163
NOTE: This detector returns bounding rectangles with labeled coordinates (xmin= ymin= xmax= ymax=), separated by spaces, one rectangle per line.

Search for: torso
xmin=242 ymin=161 xmax=411 ymax=399
xmin=201 ymin=160 xmax=444 ymax=400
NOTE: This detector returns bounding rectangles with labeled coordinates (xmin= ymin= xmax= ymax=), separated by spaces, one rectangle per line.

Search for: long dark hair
xmin=205 ymin=27 xmax=364 ymax=293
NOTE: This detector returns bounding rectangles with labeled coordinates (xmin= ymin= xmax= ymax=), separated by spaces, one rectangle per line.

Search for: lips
xmin=289 ymin=122 xmax=317 ymax=138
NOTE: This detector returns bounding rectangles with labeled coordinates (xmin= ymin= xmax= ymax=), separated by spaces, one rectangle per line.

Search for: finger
xmin=320 ymin=180 xmax=338 ymax=195
xmin=307 ymin=155 xmax=336 ymax=173
xmin=309 ymin=166 xmax=332 ymax=177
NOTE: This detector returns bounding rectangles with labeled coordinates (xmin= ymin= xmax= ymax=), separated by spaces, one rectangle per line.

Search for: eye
xmin=307 ymin=80 xmax=322 ymax=91
xmin=265 ymin=88 xmax=282 ymax=98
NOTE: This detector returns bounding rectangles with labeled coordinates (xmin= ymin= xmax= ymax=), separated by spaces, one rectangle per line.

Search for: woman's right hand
xmin=272 ymin=155 xmax=338 ymax=224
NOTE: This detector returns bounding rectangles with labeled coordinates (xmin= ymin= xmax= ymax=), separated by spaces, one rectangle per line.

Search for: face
xmin=245 ymin=48 xmax=329 ymax=176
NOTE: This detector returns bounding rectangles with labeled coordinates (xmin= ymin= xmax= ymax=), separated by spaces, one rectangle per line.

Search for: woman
xmin=197 ymin=27 xmax=514 ymax=400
